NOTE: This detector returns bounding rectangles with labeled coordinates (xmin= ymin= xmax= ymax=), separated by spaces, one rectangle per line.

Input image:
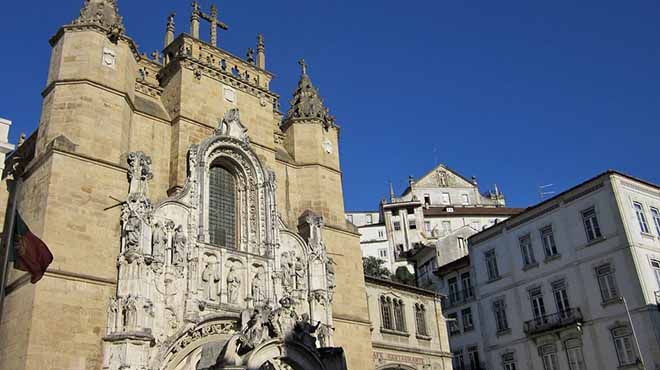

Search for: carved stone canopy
xmin=283 ymin=61 xmax=336 ymax=130
xmin=72 ymin=0 xmax=125 ymax=36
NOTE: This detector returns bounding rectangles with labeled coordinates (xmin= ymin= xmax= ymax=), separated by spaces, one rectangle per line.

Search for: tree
xmin=362 ymin=257 xmax=391 ymax=279
xmin=392 ymin=266 xmax=416 ymax=286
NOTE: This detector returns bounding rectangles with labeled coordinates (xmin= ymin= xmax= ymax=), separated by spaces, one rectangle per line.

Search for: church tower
xmin=0 ymin=1 xmax=374 ymax=370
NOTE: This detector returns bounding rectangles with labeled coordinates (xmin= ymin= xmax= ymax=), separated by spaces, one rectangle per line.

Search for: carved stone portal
xmin=102 ymin=108 xmax=343 ymax=370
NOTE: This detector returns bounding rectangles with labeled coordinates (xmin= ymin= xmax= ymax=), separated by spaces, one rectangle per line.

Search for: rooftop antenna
xmin=539 ymin=184 xmax=556 ymax=200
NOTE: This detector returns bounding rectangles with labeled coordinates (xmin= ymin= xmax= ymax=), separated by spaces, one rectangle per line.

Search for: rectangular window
xmin=448 ymin=277 xmax=460 ymax=304
xmin=395 ymin=244 xmax=404 ymax=257
xmin=424 ymin=221 xmax=431 ymax=233
xmin=462 ymin=194 xmax=470 ymax=205
xmin=596 ymin=263 xmax=619 ymax=302
xmin=415 ymin=304 xmax=428 ymax=336
xmin=409 ymin=218 xmax=417 ymax=230
xmin=651 ymin=259 xmax=660 ymax=288
xmin=424 ymin=193 xmax=431 ymax=205
xmin=393 ymin=221 xmax=401 ymax=231
xmin=565 ymin=339 xmax=586 ymax=370
xmin=461 ymin=272 xmax=473 ymax=298
xmin=493 ymin=299 xmax=509 ymax=333
xmin=442 ymin=192 xmax=451 ymax=204
xmin=612 ymin=327 xmax=637 ymax=366
xmin=467 ymin=346 xmax=480 ymax=370
xmin=457 ymin=237 xmax=467 ymax=255
xmin=519 ymin=234 xmax=537 ymax=266
xmin=447 ymin=312 xmax=460 ymax=335
xmin=540 ymin=226 xmax=559 ymax=258
xmin=634 ymin=202 xmax=650 ymax=234
xmin=442 ymin=221 xmax=452 ymax=234
xmin=502 ymin=352 xmax=517 ymax=370
xmin=462 ymin=307 xmax=474 ymax=331
xmin=651 ymin=207 xmax=660 ymax=236
xmin=529 ymin=288 xmax=547 ymax=321
xmin=486 ymin=250 xmax=500 ymax=281
xmin=541 ymin=347 xmax=560 ymax=370
xmin=453 ymin=351 xmax=465 ymax=370
xmin=378 ymin=249 xmax=388 ymax=258
xmin=582 ymin=207 xmax=602 ymax=241
xmin=380 ymin=297 xmax=394 ymax=330
xmin=552 ymin=280 xmax=571 ymax=317
xmin=378 ymin=230 xmax=384 ymax=238
xmin=366 ymin=214 xmax=373 ymax=225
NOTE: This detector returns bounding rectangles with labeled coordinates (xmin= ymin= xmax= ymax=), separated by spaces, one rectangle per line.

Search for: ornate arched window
xmin=415 ymin=303 xmax=428 ymax=336
xmin=209 ymin=165 xmax=237 ymax=248
xmin=393 ymin=299 xmax=406 ymax=332
xmin=380 ymin=296 xmax=394 ymax=330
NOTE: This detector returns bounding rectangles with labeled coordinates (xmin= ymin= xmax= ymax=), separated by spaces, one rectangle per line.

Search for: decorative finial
xmin=246 ymin=48 xmax=255 ymax=64
xmin=256 ymin=34 xmax=266 ymax=69
xmin=164 ymin=13 xmax=176 ymax=48
xmin=298 ymin=59 xmax=307 ymax=75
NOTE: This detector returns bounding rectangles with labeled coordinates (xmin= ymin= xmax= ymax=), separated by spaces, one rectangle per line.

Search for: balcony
xmin=443 ymin=287 xmax=475 ymax=309
xmin=523 ymin=308 xmax=583 ymax=336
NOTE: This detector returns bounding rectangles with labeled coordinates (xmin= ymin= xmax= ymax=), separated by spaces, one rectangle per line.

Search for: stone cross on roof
xmin=199 ymin=3 xmax=229 ymax=46
xmin=298 ymin=59 xmax=308 ymax=76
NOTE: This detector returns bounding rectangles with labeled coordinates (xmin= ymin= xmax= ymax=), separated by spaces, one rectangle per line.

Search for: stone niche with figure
xmin=101 ymin=109 xmax=346 ymax=370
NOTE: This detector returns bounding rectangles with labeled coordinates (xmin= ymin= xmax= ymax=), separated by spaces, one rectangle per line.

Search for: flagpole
xmin=0 ymin=177 xmax=21 ymax=326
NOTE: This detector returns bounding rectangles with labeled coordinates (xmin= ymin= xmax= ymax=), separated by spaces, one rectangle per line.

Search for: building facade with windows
xmin=468 ymin=170 xmax=660 ymax=370
xmin=347 ymin=164 xmax=521 ymax=274
xmin=346 ymin=211 xmax=391 ymax=266
xmin=365 ymin=275 xmax=453 ymax=370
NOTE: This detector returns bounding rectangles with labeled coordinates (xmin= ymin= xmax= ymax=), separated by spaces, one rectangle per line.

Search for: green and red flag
xmin=8 ymin=213 xmax=53 ymax=283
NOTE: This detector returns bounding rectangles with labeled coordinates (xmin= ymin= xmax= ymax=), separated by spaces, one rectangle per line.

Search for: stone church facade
xmin=0 ymin=1 xmax=378 ymax=369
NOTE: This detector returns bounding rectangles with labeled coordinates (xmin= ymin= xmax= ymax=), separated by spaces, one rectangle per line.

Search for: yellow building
xmin=0 ymin=1 xmax=375 ymax=369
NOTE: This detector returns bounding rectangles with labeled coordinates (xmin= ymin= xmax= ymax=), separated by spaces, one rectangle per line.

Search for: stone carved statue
xmin=293 ymin=255 xmax=306 ymax=291
xmin=124 ymin=214 xmax=141 ymax=252
xmin=280 ymin=252 xmax=294 ymax=292
xmin=239 ymin=308 xmax=271 ymax=351
xmin=172 ymin=226 xmax=186 ymax=265
xmin=316 ymin=323 xmax=331 ymax=348
xmin=152 ymin=222 xmax=168 ymax=258
xmin=125 ymin=296 xmax=138 ymax=330
xmin=293 ymin=313 xmax=320 ymax=349
xmin=251 ymin=268 xmax=265 ymax=304
xmin=127 ymin=152 xmax=153 ymax=194
xmin=201 ymin=262 xmax=221 ymax=302
xmin=270 ymin=297 xmax=297 ymax=339
xmin=107 ymin=297 xmax=119 ymax=334
xmin=226 ymin=265 xmax=242 ymax=304
xmin=216 ymin=108 xmax=249 ymax=143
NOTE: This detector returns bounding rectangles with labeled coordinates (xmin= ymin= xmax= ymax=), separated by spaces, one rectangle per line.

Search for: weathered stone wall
xmin=0 ymin=18 xmax=375 ymax=370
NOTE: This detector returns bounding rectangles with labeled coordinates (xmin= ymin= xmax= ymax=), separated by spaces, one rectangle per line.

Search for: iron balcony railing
xmin=523 ymin=308 xmax=583 ymax=336
xmin=444 ymin=286 xmax=475 ymax=309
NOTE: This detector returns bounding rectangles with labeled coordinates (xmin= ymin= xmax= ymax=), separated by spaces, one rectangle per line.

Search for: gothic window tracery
xmin=209 ymin=165 xmax=237 ymax=248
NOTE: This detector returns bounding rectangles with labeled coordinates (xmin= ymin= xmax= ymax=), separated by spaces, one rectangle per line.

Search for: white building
xmin=348 ymin=164 xmax=521 ymax=274
xmin=466 ymin=170 xmax=660 ymax=370
xmin=0 ymin=118 xmax=15 ymax=172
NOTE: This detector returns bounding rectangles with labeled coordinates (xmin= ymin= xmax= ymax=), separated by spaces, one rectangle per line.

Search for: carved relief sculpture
xmin=201 ymin=260 xmax=221 ymax=302
xmin=226 ymin=263 xmax=242 ymax=304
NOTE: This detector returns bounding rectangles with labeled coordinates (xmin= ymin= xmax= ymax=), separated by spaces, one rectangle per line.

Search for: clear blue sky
xmin=1 ymin=1 xmax=659 ymax=210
